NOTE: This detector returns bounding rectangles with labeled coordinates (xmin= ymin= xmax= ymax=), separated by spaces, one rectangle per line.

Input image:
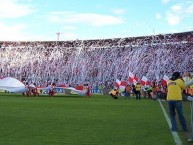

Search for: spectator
xmin=0 ymin=32 xmax=192 ymax=90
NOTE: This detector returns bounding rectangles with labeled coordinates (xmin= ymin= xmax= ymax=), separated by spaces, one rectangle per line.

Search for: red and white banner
xmin=0 ymin=77 xmax=27 ymax=93
xmin=161 ymin=75 xmax=169 ymax=86
xmin=128 ymin=72 xmax=138 ymax=84
xmin=140 ymin=76 xmax=148 ymax=86
xmin=114 ymin=79 xmax=127 ymax=92
xmin=114 ymin=79 xmax=121 ymax=87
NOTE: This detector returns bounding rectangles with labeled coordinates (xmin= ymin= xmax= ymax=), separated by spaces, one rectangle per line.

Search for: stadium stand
xmin=0 ymin=31 xmax=193 ymax=89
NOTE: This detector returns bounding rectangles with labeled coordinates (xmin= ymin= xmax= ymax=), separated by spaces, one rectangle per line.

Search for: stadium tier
xmin=0 ymin=31 xmax=193 ymax=88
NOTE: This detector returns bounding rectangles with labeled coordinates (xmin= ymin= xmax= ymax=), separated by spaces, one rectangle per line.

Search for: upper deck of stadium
xmin=0 ymin=31 xmax=193 ymax=49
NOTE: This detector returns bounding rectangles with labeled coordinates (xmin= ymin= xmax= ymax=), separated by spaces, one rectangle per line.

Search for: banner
xmin=37 ymin=87 xmax=102 ymax=95
xmin=90 ymin=87 xmax=103 ymax=94
xmin=37 ymin=88 xmax=65 ymax=95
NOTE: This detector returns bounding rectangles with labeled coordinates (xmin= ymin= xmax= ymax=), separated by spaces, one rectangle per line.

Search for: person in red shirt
xmin=125 ymin=85 xmax=131 ymax=99
xmin=32 ymin=83 xmax=39 ymax=97
xmin=49 ymin=83 xmax=56 ymax=96
xmin=86 ymin=84 xmax=90 ymax=98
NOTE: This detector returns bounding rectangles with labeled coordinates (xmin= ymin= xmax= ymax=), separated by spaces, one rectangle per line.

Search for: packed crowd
xmin=0 ymin=31 xmax=193 ymax=89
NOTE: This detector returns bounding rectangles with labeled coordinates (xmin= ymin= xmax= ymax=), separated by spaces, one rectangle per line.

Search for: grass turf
xmin=162 ymin=100 xmax=193 ymax=145
xmin=0 ymin=93 xmax=181 ymax=145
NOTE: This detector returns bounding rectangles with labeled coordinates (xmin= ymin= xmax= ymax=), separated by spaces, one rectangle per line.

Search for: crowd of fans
xmin=0 ymin=31 xmax=193 ymax=89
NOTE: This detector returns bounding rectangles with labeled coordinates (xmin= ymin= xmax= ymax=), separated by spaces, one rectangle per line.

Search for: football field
xmin=0 ymin=93 xmax=191 ymax=145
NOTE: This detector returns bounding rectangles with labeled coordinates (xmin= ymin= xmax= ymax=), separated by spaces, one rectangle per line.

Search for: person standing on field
xmin=125 ymin=84 xmax=131 ymax=99
xmin=135 ymin=82 xmax=141 ymax=100
xmin=167 ymin=72 xmax=188 ymax=132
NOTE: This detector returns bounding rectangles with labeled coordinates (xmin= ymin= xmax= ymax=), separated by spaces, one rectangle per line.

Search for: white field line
xmin=158 ymin=99 xmax=183 ymax=145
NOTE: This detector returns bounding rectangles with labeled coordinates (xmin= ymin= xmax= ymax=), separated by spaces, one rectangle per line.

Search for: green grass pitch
xmin=0 ymin=93 xmax=191 ymax=145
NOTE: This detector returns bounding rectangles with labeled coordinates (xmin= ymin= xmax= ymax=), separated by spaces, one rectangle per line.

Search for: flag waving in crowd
xmin=114 ymin=79 xmax=127 ymax=93
xmin=140 ymin=76 xmax=148 ymax=86
xmin=128 ymin=72 xmax=138 ymax=84
xmin=161 ymin=75 xmax=169 ymax=86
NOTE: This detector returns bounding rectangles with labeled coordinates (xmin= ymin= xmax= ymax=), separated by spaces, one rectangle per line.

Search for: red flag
xmin=134 ymin=75 xmax=138 ymax=82
xmin=120 ymin=80 xmax=127 ymax=92
xmin=140 ymin=76 xmax=148 ymax=86
xmin=161 ymin=80 xmax=167 ymax=86
xmin=161 ymin=75 xmax=169 ymax=86
xmin=114 ymin=79 xmax=121 ymax=87
xmin=120 ymin=81 xmax=127 ymax=86
xmin=140 ymin=81 xmax=145 ymax=86
xmin=75 ymin=85 xmax=83 ymax=90
xmin=128 ymin=77 xmax=133 ymax=83
xmin=128 ymin=72 xmax=134 ymax=83
xmin=114 ymin=79 xmax=126 ymax=87
xmin=57 ymin=84 xmax=66 ymax=87
xmin=114 ymin=82 xmax=120 ymax=87
xmin=114 ymin=79 xmax=126 ymax=92
xmin=146 ymin=80 xmax=151 ymax=85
